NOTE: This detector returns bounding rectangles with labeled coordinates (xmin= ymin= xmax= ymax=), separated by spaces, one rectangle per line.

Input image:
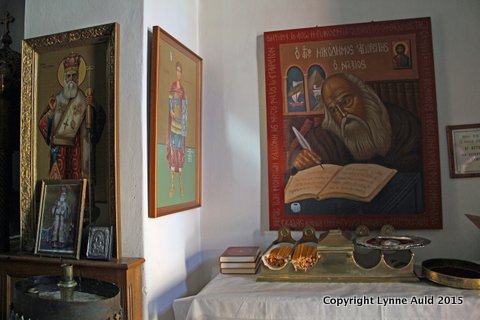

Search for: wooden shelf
xmin=0 ymin=253 xmax=144 ymax=320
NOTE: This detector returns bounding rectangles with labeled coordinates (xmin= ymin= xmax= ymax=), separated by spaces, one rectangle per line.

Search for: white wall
xmin=143 ymin=1 xmax=202 ymax=319
xmin=198 ymin=0 xmax=480 ymax=277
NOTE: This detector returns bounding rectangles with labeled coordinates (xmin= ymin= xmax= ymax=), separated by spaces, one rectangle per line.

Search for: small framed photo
xmin=86 ymin=225 xmax=113 ymax=260
xmin=35 ymin=179 xmax=87 ymax=259
xmin=446 ymin=123 xmax=480 ymax=178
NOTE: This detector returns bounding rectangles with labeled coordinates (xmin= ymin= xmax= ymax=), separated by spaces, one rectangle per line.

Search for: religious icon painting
xmin=392 ymin=40 xmax=412 ymax=69
xmin=86 ymin=225 xmax=113 ymax=260
xmin=20 ymin=23 xmax=121 ymax=256
xmin=149 ymin=26 xmax=202 ymax=217
xmin=264 ymin=17 xmax=442 ymax=231
xmin=34 ymin=179 xmax=86 ymax=259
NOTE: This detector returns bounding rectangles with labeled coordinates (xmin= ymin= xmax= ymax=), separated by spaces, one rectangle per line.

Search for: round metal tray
xmin=422 ymin=258 xmax=480 ymax=289
xmin=355 ymin=235 xmax=430 ymax=250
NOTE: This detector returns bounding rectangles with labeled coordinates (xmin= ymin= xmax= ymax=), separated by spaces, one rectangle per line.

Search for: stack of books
xmin=219 ymin=246 xmax=261 ymax=274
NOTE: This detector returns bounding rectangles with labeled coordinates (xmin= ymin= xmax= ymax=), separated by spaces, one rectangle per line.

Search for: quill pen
xmin=292 ymin=126 xmax=323 ymax=168
xmin=292 ymin=126 xmax=311 ymax=151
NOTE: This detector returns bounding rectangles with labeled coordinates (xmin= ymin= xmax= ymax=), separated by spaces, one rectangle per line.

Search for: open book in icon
xmin=284 ymin=163 xmax=397 ymax=203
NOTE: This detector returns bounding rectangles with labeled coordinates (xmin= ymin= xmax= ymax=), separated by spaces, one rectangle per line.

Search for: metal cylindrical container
xmin=11 ymin=275 xmax=122 ymax=320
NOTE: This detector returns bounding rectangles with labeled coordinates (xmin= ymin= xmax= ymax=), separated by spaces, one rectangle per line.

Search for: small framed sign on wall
xmin=446 ymin=123 xmax=480 ymax=178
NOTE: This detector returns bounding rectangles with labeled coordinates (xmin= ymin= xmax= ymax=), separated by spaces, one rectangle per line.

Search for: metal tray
xmin=422 ymin=258 xmax=480 ymax=289
xmin=355 ymin=235 xmax=430 ymax=251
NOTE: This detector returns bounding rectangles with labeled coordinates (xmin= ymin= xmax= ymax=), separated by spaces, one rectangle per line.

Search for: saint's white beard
xmin=341 ymin=114 xmax=384 ymax=161
xmin=63 ymin=80 xmax=78 ymax=99
xmin=323 ymin=93 xmax=392 ymax=161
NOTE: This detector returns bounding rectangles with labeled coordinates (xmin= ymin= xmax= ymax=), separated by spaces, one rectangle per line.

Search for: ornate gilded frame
xmin=20 ymin=23 xmax=120 ymax=256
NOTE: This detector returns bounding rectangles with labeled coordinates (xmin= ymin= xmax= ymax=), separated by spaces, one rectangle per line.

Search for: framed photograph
xmin=149 ymin=26 xmax=202 ymax=217
xmin=20 ymin=23 xmax=121 ymax=255
xmin=264 ymin=17 xmax=442 ymax=231
xmin=446 ymin=123 xmax=480 ymax=178
xmin=86 ymin=225 xmax=113 ymax=260
xmin=34 ymin=179 xmax=86 ymax=259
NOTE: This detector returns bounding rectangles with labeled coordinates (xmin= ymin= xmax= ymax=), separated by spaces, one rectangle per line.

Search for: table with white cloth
xmin=173 ymin=273 xmax=480 ymax=320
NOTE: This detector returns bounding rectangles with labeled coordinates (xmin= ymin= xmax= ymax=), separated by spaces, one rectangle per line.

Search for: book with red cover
xmin=219 ymin=246 xmax=260 ymax=262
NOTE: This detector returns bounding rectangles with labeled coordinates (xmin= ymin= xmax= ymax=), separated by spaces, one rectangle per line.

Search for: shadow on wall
xmin=148 ymin=251 xmax=204 ymax=320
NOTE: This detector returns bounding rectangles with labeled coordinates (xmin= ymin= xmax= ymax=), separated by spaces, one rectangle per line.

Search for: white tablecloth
xmin=173 ymin=274 xmax=480 ymax=320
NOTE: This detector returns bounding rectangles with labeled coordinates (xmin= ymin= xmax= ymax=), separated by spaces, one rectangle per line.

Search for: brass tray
xmin=257 ymin=227 xmax=421 ymax=283
xmin=422 ymin=258 xmax=480 ymax=289
xmin=356 ymin=235 xmax=431 ymax=250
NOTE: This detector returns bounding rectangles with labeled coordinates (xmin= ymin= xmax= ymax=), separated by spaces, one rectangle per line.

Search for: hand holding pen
xmin=292 ymin=126 xmax=323 ymax=170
